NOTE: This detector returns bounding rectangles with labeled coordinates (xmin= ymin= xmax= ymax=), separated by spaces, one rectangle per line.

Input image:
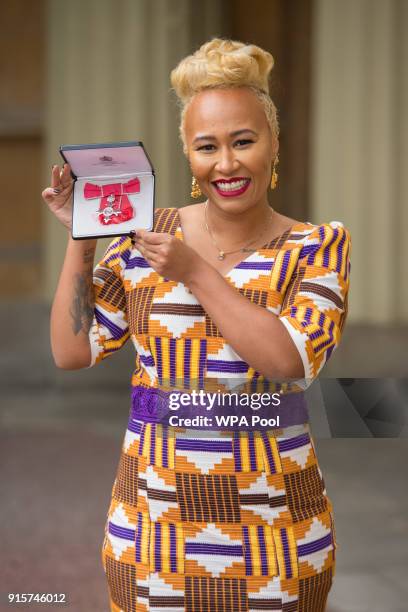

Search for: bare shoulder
xmin=271 ymin=211 xmax=303 ymax=235
xmin=177 ymin=202 xmax=204 ymax=222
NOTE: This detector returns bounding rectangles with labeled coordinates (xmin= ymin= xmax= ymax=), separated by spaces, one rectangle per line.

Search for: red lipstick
xmin=212 ymin=177 xmax=251 ymax=198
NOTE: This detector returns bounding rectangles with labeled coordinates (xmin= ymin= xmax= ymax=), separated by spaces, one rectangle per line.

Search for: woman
xmin=43 ymin=39 xmax=351 ymax=612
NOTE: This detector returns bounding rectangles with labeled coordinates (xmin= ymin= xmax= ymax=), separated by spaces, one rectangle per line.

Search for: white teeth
xmin=215 ymin=179 xmax=249 ymax=192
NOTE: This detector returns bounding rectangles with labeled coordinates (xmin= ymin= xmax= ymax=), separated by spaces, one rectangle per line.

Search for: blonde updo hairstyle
xmin=170 ymin=38 xmax=279 ymax=155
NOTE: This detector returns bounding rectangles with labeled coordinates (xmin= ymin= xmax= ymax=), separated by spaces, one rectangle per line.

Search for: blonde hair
xmin=170 ymin=38 xmax=279 ymax=154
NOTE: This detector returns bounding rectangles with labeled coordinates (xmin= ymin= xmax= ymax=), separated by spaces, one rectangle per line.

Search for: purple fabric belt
xmin=129 ymin=385 xmax=309 ymax=431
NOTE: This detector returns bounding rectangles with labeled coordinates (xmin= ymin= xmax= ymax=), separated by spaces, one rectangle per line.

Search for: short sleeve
xmin=87 ymin=236 xmax=130 ymax=367
xmin=278 ymin=221 xmax=351 ymax=387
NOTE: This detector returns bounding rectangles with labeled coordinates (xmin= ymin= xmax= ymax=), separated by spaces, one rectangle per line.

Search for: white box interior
xmin=72 ymin=172 xmax=154 ymax=238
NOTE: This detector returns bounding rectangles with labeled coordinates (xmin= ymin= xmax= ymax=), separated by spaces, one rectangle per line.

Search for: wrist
xmin=67 ymin=231 xmax=97 ymax=251
xmin=184 ymin=254 xmax=214 ymax=288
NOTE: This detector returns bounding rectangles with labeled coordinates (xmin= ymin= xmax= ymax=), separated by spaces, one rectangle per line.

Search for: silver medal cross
xmin=102 ymin=193 xmax=118 ymax=222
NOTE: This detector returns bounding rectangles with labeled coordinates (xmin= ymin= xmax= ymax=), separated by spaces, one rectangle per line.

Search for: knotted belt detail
xmin=129 ymin=385 xmax=309 ymax=431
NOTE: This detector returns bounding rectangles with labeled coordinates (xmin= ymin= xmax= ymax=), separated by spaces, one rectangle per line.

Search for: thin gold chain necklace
xmin=204 ymin=200 xmax=275 ymax=260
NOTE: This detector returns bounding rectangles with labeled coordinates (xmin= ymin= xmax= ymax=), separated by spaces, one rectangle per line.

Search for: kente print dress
xmin=88 ymin=207 xmax=351 ymax=612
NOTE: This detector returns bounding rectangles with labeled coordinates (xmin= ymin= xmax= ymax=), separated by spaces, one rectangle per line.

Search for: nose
xmin=215 ymin=145 xmax=240 ymax=175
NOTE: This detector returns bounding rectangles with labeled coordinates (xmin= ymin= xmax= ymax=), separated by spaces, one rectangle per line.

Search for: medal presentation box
xmin=60 ymin=141 xmax=155 ymax=240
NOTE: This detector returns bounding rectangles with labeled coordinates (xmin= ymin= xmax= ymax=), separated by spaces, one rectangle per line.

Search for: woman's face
xmin=184 ymin=87 xmax=278 ymax=214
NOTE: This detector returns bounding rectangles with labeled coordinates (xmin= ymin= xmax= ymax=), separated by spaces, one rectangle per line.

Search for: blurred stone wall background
xmin=0 ymin=0 xmax=407 ymax=389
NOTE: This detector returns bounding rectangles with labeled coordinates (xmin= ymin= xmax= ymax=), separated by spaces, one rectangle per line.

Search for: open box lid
xmin=59 ymin=140 xmax=155 ymax=179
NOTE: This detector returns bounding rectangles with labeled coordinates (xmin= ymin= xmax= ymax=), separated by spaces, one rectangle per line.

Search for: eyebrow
xmin=192 ymin=129 xmax=258 ymax=144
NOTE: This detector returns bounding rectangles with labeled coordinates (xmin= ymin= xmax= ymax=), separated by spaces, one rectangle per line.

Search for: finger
xmin=135 ymin=241 xmax=159 ymax=262
xmin=129 ymin=228 xmax=143 ymax=239
xmin=60 ymin=163 xmax=73 ymax=187
xmin=49 ymin=176 xmax=72 ymax=201
xmin=138 ymin=250 xmax=160 ymax=269
xmin=42 ymin=187 xmax=71 ymax=211
xmin=134 ymin=239 xmax=163 ymax=259
xmin=51 ymin=165 xmax=61 ymax=189
xmin=42 ymin=186 xmax=58 ymax=202
xmin=135 ymin=241 xmax=159 ymax=259
xmin=136 ymin=230 xmax=169 ymax=245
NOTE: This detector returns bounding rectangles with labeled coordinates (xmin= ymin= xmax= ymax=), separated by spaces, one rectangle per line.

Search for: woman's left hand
xmin=131 ymin=230 xmax=203 ymax=284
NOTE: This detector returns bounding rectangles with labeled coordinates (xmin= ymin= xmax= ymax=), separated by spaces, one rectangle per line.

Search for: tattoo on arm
xmin=70 ymin=252 xmax=96 ymax=335
xmin=82 ymin=247 xmax=95 ymax=265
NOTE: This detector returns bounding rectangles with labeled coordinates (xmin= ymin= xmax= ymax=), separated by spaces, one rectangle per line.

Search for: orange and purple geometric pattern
xmin=101 ymin=421 xmax=338 ymax=611
xmin=88 ymin=207 xmax=351 ymax=611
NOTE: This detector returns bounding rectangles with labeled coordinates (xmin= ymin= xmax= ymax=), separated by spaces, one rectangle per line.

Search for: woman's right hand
xmin=42 ymin=163 xmax=74 ymax=230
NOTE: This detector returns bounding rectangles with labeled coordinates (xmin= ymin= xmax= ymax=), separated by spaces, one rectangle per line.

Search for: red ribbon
xmin=83 ymin=178 xmax=140 ymax=225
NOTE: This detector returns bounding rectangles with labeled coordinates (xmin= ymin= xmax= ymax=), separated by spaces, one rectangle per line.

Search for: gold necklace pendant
xmin=218 ymin=251 xmax=225 ymax=260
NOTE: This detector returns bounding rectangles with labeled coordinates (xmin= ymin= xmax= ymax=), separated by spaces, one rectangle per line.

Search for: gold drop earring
xmin=271 ymin=155 xmax=279 ymax=190
xmin=191 ymin=176 xmax=202 ymax=198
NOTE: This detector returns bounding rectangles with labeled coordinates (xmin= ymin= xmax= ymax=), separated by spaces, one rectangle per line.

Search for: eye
xmin=196 ymin=143 xmax=216 ymax=152
xmin=234 ymin=139 xmax=254 ymax=147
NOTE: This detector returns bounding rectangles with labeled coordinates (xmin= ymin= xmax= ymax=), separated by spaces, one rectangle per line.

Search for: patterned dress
xmin=88 ymin=207 xmax=351 ymax=612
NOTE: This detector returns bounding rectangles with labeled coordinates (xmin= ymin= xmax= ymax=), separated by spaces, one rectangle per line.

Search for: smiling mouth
xmin=212 ymin=177 xmax=251 ymax=194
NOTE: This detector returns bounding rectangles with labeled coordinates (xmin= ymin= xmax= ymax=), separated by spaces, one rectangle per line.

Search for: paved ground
xmin=1 ymin=388 xmax=407 ymax=611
